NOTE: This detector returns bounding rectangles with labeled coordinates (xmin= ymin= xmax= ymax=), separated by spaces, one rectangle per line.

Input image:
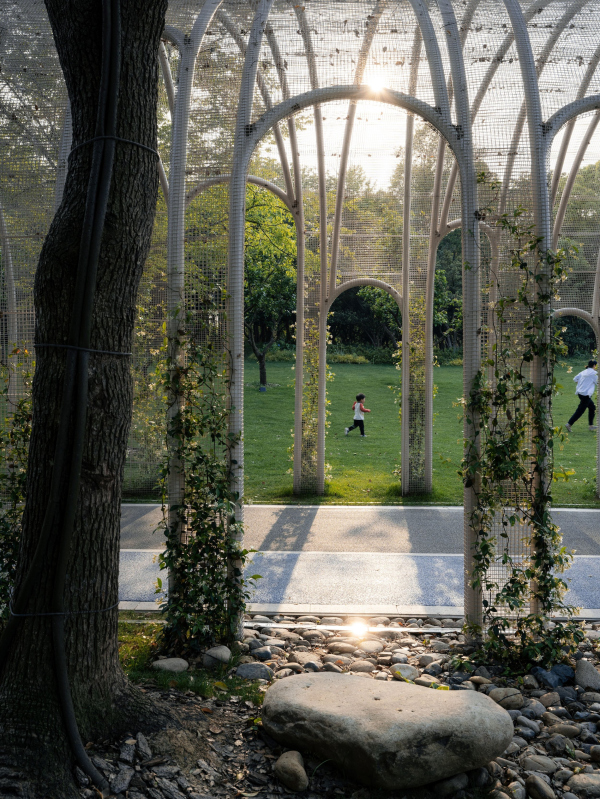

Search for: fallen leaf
xmin=200 ymin=707 xmax=213 ymax=714
xmin=209 ymin=725 xmax=223 ymax=734
xmin=214 ymin=681 xmax=228 ymax=691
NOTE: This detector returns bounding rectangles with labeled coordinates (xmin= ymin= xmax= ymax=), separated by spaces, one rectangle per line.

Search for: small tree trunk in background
xmin=258 ymin=353 xmax=268 ymax=386
xmin=0 ymin=1 xmax=168 ymax=796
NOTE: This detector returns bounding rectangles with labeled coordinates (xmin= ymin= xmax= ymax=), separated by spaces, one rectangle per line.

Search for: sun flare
xmin=350 ymin=622 xmax=369 ymax=637
xmin=365 ymin=74 xmax=387 ymax=93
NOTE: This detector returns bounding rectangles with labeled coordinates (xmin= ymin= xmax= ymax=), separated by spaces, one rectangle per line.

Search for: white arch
xmin=228 ymin=81 xmax=474 ymax=510
xmin=330 ymin=278 xmax=402 ymax=307
xmin=552 ymin=307 xmax=599 ymax=339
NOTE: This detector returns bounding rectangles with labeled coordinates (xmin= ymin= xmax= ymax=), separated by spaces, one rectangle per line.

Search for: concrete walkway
xmin=119 ymin=504 xmax=600 ymax=614
xmin=121 ymin=503 xmax=600 ymax=554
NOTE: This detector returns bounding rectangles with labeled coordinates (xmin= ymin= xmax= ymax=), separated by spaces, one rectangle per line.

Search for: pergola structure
xmin=2 ymin=0 xmax=600 ymax=622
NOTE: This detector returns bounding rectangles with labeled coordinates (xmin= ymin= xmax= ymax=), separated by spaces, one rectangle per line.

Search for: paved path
xmin=119 ymin=504 xmax=600 ymax=614
xmin=121 ymin=503 xmax=600 ymax=554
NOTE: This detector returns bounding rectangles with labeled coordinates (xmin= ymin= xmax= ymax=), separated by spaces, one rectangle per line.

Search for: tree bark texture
xmin=0 ymin=1 xmax=168 ymax=795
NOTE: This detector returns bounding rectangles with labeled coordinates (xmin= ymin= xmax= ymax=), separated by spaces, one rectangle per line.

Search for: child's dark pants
xmin=348 ymin=420 xmax=365 ymax=435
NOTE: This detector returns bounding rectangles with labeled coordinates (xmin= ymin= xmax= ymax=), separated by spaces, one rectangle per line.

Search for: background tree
xmin=0 ymin=2 xmax=168 ymax=796
xmin=244 ymin=185 xmax=297 ymax=386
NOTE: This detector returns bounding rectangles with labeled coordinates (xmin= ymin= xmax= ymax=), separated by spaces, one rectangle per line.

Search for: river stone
xmin=273 ymin=751 xmax=308 ymax=792
xmin=434 ymin=772 xmax=469 ymax=796
xmin=236 ymin=662 xmax=274 ymax=681
xmin=547 ymin=723 xmax=580 ymax=738
xmin=253 ymin=646 xmax=274 ymax=661
xmin=360 ymin=640 xmax=385 ymax=654
xmin=261 ymin=673 xmax=513 ymax=790
xmin=567 ymin=773 xmax=600 ymax=797
xmin=519 ymin=754 xmax=558 ymax=774
xmin=202 ymin=645 xmax=231 ymax=669
xmin=540 ymin=692 xmax=561 ymax=707
xmin=328 ymin=642 xmax=358 ymax=655
xmin=351 ymin=660 xmax=377 ymax=673
xmin=289 ymin=652 xmax=323 ymax=667
xmin=525 ymin=774 xmax=556 ymax=799
xmin=323 ymin=655 xmax=353 ymax=666
xmin=577 ymin=659 xmax=600 ymax=692
xmin=302 ymin=629 xmax=326 ymax=641
xmin=152 ymin=658 xmax=189 ymax=674
xmin=276 ymin=668 xmax=295 ymax=679
xmin=489 ymin=687 xmax=524 ymax=710
xmin=415 ymin=674 xmax=442 ymax=688
xmin=391 ymin=664 xmax=420 ymax=681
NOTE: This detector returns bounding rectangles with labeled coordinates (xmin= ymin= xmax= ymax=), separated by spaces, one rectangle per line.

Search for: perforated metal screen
xmin=2 ymin=0 xmax=600 ymax=621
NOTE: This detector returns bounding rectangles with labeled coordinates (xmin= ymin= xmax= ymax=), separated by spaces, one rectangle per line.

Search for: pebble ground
xmin=80 ymin=613 xmax=600 ymax=799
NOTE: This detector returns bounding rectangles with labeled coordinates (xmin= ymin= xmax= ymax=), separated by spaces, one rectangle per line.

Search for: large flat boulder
xmin=262 ymin=673 xmax=513 ymax=790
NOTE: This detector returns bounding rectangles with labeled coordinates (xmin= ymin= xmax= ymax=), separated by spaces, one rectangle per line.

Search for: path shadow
xmin=253 ymin=505 xmax=319 ymax=551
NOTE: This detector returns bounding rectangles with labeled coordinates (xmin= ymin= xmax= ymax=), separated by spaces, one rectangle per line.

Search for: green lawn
xmin=244 ymin=359 xmax=600 ymax=507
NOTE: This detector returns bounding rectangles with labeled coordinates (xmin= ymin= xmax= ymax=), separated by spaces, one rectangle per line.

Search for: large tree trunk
xmin=0 ymin=1 xmax=168 ymax=796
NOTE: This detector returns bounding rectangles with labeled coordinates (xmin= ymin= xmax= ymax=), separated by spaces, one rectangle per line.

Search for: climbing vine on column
xmin=463 ymin=208 xmax=584 ymax=666
xmin=156 ymin=314 xmax=253 ymax=654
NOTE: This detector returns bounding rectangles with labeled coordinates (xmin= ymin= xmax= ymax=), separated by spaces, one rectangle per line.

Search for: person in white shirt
xmin=345 ymin=393 xmax=371 ymax=437
xmin=566 ymin=359 xmax=598 ymax=432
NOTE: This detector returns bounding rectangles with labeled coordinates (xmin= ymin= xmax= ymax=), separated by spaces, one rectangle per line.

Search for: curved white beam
xmin=328 ymin=0 xmax=388 ymax=301
xmin=330 ymin=277 xmax=402 ymax=306
xmin=551 ymin=39 xmax=600 ymax=205
xmin=546 ymin=95 xmax=600 ymax=148
xmin=164 ymin=1 xmax=226 ymax=594
xmin=593 ymin=245 xmax=600 ymax=321
xmin=407 ymin=0 xmax=451 ymax=122
xmin=436 ymin=0 xmax=480 ymax=622
xmin=216 ymin=8 xmax=295 ymax=202
xmin=162 ymin=25 xmax=184 ymax=52
xmin=232 ymin=84 xmax=466 ymax=502
xmin=166 ymin=0 xmax=225 ymax=321
xmin=158 ymin=158 xmax=169 ymax=201
xmin=292 ymin=2 xmax=330 ymax=494
xmin=185 ymin=173 xmax=295 ymax=214
xmin=552 ymin=307 xmax=599 ymax=339
xmin=262 ymin=19 xmax=307 ymax=494
xmin=159 ymin=41 xmax=175 ymax=117
xmin=552 ymin=111 xmax=600 ymax=249
xmin=499 ymin=0 xmax=589 ymax=217
xmin=245 ymin=86 xmax=462 ymax=166
xmin=229 ymin=0 xmax=276 ymax=513
xmin=401 ymin=27 xmax=423 ymax=494
xmin=502 ymin=0 xmax=550 ymax=246
xmin=438 ymin=0 xmax=555 ymax=232
xmin=54 ymin=102 xmax=72 ymax=213
xmin=426 ymin=0 xmax=474 ymax=500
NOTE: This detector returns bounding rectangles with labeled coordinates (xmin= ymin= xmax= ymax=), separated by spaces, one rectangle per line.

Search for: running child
xmin=345 ymin=393 xmax=371 ymax=437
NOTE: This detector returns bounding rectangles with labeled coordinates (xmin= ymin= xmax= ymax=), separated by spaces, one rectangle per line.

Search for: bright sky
xmin=262 ymin=99 xmax=600 ymax=192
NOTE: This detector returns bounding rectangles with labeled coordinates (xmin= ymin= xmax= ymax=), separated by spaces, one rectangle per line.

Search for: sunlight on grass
xmin=118 ymin=619 xmax=264 ymax=704
xmin=244 ymin=359 xmax=599 ymax=507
